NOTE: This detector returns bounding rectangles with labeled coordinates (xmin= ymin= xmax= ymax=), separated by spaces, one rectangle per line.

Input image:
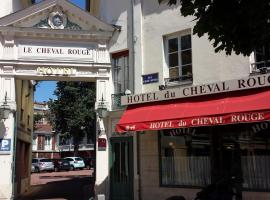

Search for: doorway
xmin=110 ymin=137 xmax=133 ymax=200
xmin=211 ymin=127 xmax=243 ymax=198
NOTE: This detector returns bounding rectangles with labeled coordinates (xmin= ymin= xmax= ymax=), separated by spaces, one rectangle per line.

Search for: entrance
xmin=110 ymin=137 xmax=133 ymax=200
xmin=211 ymin=127 xmax=243 ymax=198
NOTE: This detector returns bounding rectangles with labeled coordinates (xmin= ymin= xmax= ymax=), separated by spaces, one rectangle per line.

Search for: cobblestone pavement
xmin=17 ymin=169 xmax=94 ymax=200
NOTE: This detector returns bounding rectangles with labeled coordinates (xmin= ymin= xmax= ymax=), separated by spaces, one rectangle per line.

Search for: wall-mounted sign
xmin=18 ymin=43 xmax=95 ymax=62
xmin=98 ymin=138 xmax=106 ymax=151
xmin=142 ymin=73 xmax=159 ymax=84
xmin=121 ymin=73 xmax=270 ymax=105
xmin=36 ymin=67 xmax=76 ymax=76
xmin=0 ymin=139 xmax=11 ymax=154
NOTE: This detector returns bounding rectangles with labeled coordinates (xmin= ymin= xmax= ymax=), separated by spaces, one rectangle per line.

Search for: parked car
xmin=64 ymin=157 xmax=85 ymax=170
xmin=31 ymin=163 xmax=35 ymax=173
xmin=83 ymin=157 xmax=95 ymax=169
xmin=52 ymin=158 xmax=71 ymax=172
xmin=32 ymin=158 xmax=54 ymax=173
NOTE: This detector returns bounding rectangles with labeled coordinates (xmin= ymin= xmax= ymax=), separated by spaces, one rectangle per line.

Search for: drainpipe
xmin=131 ymin=0 xmax=135 ymax=94
xmin=11 ymin=110 xmax=17 ymax=200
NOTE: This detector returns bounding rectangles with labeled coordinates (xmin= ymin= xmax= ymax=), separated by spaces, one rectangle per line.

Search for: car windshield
xmin=75 ymin=158 xmax=83 ymax=161
xmin=40 ymin=159 xmax=52 ymax=162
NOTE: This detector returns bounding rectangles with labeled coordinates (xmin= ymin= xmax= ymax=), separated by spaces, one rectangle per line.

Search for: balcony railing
xmin=165 ymin=74 xmax=193 ymax=87
xmin=111 ymin=93 xmax=125 ymax=110
xmin=58 ymin=143 xmax=94 ymax=152
xmin=251 ymin=60 xmax=270 ymax=74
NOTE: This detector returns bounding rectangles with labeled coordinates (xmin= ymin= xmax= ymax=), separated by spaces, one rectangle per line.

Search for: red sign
xmin=117 ymin=111 xmax=270 ymax=132
xmin=98 ymin=138 xmax=106 ymax=150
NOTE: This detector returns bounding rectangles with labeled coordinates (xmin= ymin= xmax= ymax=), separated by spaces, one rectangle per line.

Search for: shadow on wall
xmin=0 ymin=121 xmax=7 ymax=138
xmin=94 ymin=176 xmax=108 ymax=200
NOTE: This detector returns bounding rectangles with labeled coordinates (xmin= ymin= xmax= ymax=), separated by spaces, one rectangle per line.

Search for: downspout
xmin=131 ymin=1 xmax=142 ymax=200
xmin=11 ymin=110 xmax=17 ymax=200
xmin=131 ymin=0 xmax=135 ymax=94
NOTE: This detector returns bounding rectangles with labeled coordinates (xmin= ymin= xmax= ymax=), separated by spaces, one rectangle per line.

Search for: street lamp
xmin=0 ymin=93 xmax=11 ymax=120
xmin=96 ymin=95 xmax=108 ymax=119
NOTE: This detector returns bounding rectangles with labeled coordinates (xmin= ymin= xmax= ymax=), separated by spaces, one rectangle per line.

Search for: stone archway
xmin=0 ymin=0 xmax=114 ymax=199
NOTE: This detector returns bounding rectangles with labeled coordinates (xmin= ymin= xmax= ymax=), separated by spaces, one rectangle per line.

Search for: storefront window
xmin=160 ymin=128 xmax=211 ymax=187
xmin=159 ymin=122 xmax=270 ymax=191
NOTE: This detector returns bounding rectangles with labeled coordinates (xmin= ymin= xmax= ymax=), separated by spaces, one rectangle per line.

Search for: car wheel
xmin=70 ymin=165 xmax=75 ymax=171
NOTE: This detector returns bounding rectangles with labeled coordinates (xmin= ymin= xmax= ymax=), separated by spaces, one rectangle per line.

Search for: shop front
xmin=115 ymin=75 xmax=270 ymax=200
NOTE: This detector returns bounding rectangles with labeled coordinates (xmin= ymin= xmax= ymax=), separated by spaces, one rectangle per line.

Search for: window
xmin=251 ymin=43 xmax=270 ymax=72
xmin=160 ymin=123 xmax=270 ymax=191
xmin=165 ymin=33 xmax=192 ymax=84
xmin=112 ymin=51 xmax=132 ymax=94
xmin=45 ymin=136 xmax=51 ymax=145
xmin=32 ymin=136 xmax=37 ymax=145
xmin=160 ymin=128 xmax=211 ymax=187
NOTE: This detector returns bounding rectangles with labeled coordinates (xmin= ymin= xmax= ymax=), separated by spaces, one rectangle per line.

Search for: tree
xmin=48 ymin=82 xmax=96 ymax=156
xmin=159 ymin=0 xmax=270 ymax=56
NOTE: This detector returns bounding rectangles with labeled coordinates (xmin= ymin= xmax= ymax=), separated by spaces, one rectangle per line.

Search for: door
xmin=211 ymin=127 xmax=243 ymax=199
xmin=110 ymin=137 xmax=133 ymax=200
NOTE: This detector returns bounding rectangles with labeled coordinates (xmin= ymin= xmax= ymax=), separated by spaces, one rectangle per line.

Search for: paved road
xmin=17 ymin=169 xmax=94 ymax=200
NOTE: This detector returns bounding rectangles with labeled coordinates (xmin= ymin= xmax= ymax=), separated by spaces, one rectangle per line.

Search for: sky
xmin=34 ymin=0 xmax=86 ymax=102
xmin=35 ymin=0 xmax=86 ymax=9
xmin=34 ymin=81 xmax=57 ymax=102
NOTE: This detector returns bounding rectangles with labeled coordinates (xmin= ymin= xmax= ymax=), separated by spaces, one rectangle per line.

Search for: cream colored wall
xmin=16 ymin=80 xmax=34 ymax=140
xmin=90 ymin=0 xmax=100 ymax=17
xmin=15 ymin=79 xmax=34 ymax=196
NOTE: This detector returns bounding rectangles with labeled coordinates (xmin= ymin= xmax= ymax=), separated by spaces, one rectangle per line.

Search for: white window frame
xmin=112 ymin=52 xmax=132 ymax=94
xmin=164 ymin=31 xmax=192 ymax=86
xmin=45 ymin=135 xmax=51 ymax=145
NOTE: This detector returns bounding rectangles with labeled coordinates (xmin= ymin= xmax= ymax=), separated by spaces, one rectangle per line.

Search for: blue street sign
xmin=142 ymin=73 xmax=159 ymax=84
xmin=0 ymin=139 xmax=11 ymax=153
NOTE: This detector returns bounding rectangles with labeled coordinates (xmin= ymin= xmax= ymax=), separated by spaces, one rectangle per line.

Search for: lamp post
xmin=96 ymin=95 xmax=108 ymax=119
xmin=0 ymin=93 xmax=12 ymax=120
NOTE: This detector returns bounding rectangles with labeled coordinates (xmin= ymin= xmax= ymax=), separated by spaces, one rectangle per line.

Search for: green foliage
xmin=48 ymin=82 xmax=96 ymax=154
xmin=159 ymin=0 xmax=270 ymax=56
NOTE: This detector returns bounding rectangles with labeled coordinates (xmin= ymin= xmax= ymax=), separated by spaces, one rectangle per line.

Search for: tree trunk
xmin=73 ymin=142 xmax=79 ymax=156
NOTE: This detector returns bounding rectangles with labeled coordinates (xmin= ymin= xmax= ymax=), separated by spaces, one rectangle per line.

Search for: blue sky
xmin=35 ymin=0 xmax=86 ymax=9
xmin=34 ymin=0 xmax=86 ymax=102
xmin=35 ymin=81 xmax=57 ymax=102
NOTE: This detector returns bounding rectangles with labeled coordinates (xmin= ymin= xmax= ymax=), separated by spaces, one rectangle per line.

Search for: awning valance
xmin=115 ymin=88 xmax=270 ymax=133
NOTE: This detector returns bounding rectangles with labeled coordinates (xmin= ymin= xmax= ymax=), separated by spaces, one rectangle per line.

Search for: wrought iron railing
xmin=165 ymin=74 xmax=193 ymax=86
xmin=251 ymin=60 xmax=270 ymax=74
xmin=58 ymin=143 xmax=94 ymax=151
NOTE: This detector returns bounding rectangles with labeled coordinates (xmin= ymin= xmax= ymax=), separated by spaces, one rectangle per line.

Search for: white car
xmin=64 ymin=157 xmax=85 ymax=170
xmin=32 ymin=158 xmax=54 ymax=172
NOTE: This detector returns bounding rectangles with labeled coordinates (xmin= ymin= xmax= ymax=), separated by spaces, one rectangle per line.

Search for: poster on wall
xmin=98 ymin=138 xmax=106 ymax=151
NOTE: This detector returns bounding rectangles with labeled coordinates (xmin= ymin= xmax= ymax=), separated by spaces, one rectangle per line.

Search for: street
xmin=17 ymin=169 xmax=94 ymax=200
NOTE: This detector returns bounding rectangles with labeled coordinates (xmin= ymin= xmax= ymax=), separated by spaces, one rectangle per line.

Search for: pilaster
xmin=95 ymin=77 xmax=110 ymax=199
xmin=0 ymin=65 xmax=16 ymax=200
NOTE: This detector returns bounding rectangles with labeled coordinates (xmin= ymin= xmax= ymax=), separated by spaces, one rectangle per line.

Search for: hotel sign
xmin=18 ymin=43 xmax=95 ymax=61
xmin=121 ymin=74 xmax=270 ymax=105
xmin=117 ymin=111 xmax=270 ymax=132
xmin=37 ymin=67 xmax=76 ymax=76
